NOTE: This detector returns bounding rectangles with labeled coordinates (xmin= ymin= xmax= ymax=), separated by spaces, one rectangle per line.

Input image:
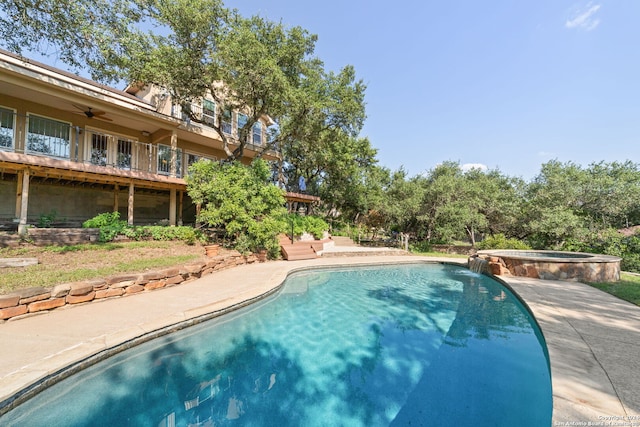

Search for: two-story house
xmin=0 ymin=49 xmax=276 ymax=235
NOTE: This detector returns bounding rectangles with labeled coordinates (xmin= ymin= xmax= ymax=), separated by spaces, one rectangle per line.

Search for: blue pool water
xmin=1 ymin=264 xmax=552 ymax=426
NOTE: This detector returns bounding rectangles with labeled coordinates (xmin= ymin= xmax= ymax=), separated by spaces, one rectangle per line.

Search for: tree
xmin=0 ymin=0 xmax=147 ymax=83
xmin=379 ymin=168 xmax=425 ymax=236
xmin=277 ymin=60 xmax=372 ymax=223
xmin=186 ymin=159 xmax=287 ymax=257
xmin=127 ymin=1 xmax=320 ymax=160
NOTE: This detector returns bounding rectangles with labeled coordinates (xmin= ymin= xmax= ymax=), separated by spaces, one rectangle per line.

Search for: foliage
xmin=476 ymin=234 xmax=531 ymax=250
xmin=304 ymin=216 xmax=329 ymax=239
xmin=279 ymin=63 xmax=374 ymax=220
xmin=410 ymin=240 xmax=432 ymax=253
xmin=83 ymin=211 xmax=125 ymax=228
xmin=0 ymin=0 xmax=146 ymax=83
xmin=82 ymin=211 xmax=128 ymax=242
xmin=187 ymin=159 xmax=287 ymax=255
xmin=82 ymin=212 xmax=204 ymax=244
xmin=285 ymin=214 xmax=329 ymax=240
xmin=37 ymin=210 xmax=58 ymax=228
xmin=120 ymin=226 xmax=205 ymax=245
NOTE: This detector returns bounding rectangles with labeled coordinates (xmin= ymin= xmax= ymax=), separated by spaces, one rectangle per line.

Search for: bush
xmin=83 ymin=212 xmax=128 ymax=242
xmin=82 ymin=212 xmax=204 ymax=244
xmin=410 ymin=240 xmax=432 ymax=253
xmin=285 ymin=214 xmax=329 ymax=240
xmin=476 ymin=234 xmax=531 ymax=250
xmin=83 ymin=212 xmax=125 ymax=228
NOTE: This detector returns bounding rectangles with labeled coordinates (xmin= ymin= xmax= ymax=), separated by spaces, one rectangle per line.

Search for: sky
xmin=15 ymin=1 xmax=640 ymax=181
xmin=224 ymin=0 xmax=640 ymax=181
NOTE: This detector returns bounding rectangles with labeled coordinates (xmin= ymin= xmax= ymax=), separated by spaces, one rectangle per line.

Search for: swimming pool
xmin=0 ymin=263 xmax=552 ymax=426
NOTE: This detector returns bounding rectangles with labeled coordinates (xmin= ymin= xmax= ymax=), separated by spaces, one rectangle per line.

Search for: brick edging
xmin=0 ymin=251 xmax=263 ymax=322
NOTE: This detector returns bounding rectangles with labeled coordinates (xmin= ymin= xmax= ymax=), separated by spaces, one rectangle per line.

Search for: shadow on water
xmin=388 ymin=273 xmax=552 ymax=427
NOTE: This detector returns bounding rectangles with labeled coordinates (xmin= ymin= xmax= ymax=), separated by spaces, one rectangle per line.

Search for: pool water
xmin=1 ymin=264 xmax=552 ymax=426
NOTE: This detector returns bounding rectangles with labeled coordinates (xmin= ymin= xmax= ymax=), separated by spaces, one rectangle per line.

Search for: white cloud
xmin=566 ymin=2 xmax=601 ymax=31
xmin=461 ymin=163 xmax=488 ymax=172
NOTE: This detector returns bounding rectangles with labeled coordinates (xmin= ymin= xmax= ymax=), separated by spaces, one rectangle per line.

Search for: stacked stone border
xmin=0 ymin=251 xmax=261 ymax=322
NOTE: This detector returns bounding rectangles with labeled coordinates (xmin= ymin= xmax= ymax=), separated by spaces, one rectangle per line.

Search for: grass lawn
xmin=0 ymin=241 xmax=206 ymax=294
xmin=588 ymin=272 xmax=640 ymax=307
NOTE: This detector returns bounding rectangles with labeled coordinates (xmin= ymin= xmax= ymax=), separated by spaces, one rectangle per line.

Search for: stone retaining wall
xmin=0 ymin=251 xmax=261 ymax=322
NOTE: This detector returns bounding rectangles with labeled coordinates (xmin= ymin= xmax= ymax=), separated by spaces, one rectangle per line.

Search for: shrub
xmin=410 ymin=240 xmax=432 ymax=253
xmin=83 ymin=212 xmax=125 ymax=228
xmin=38 ymin=210 xmax=58 ymax=228
xmin=83 ymin=212 xmax=128 ymax=242
xmin=284 ymin=214 xmax=329 ymax=240
xmin=82 ymin=212 xmax=204 ymax=244
xmin=303 ymin=216 xmax=329 ymax=239
xmin=476 ymin=234 xmax=531 ymax=250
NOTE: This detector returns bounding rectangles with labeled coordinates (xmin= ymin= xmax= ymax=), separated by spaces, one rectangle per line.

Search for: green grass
xmin=588 ymin=272 xmax=640 ymax=307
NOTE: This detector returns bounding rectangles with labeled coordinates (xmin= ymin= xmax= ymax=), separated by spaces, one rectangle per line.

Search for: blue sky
xmin=228 ymin=0 xmax=640 ymax=180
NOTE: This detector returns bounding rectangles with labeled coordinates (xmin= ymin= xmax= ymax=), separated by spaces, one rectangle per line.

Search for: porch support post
xmin=114 ymin=184 xmax=119 ymax=213
xmin=178 ymin=191 xmax=184 ymax=226
xmin=128 ymin=182 xmax=135 ymax=226
xmin=170 ymin=130 xmax=178 ymax=178
xmin=17 ymin=169 xmax=30 ymax=236
xmin=169 ymin=188 xmax=177 ymax=226
xmin=15 ymin=170 xmax=23 ymax=219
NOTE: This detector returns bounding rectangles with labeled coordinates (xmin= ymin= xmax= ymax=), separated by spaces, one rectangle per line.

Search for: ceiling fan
xmin=71 ymin=104 xmax=113 ymax=121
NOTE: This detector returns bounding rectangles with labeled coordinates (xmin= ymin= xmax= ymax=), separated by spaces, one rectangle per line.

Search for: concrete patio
xmin=0 ymin=254 xmax=638 ymax=424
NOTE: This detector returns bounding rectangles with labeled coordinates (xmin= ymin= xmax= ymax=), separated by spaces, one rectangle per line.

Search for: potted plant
xmin=204 ymin=243 xmax=220 ymax=257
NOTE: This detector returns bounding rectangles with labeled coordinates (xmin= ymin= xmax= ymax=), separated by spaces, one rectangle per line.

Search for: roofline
xmin=0 ymin=48 xmax=153 ymax=111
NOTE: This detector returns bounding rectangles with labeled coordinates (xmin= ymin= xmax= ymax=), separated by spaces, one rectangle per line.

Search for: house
xmin=0 ymin=49 xmax=276 ymax=235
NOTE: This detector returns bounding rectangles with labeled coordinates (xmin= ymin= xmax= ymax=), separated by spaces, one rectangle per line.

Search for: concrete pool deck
xmin=0 ymin=254 xmax=639 ymax=424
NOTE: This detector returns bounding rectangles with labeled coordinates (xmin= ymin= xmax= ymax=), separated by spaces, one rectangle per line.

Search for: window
xmin=27 ymin=115 xmax=71 ymax=158
xmin=221 ymin=108 xmax=232 ymax=135
xmin=186 ymin=153 xmax=201 ymax=169
xmin=157 ymin=144 xmax=182 ymax=176
xmin=252 ymin=122 xmax=262 ymax=145
xmin=237 ymin=113 xmax=248 ymax=141
xmin=202 ymin=99 xmax=215 ymax=127
xmin=0 ymin=107 xmax=15 ymax=149
xmin=90 ymin=134 xmax=108 ymax=166
xmin=184 ymin=153 xmax=217 ymax=175
xmin=117 ymin=138 xmax=132 ymax=170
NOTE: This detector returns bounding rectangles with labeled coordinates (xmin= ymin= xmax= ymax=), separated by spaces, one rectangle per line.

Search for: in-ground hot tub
xmin=476 ymin=250 xmax=621 ymax=282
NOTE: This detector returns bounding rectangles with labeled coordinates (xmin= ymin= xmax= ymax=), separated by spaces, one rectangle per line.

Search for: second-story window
xmin=26 ymin=114 xmax=71 ymax=159
xmin=202 ymin=99 xmax=215 ymax=127
xmin=117 ymin=138 xmax=132 ymax=170
xmin=90 ymin=134 xmax=109 ymax=166
xmin=157 ymin=144 xmax=182 ymax=176
xmin=252 ymin=122 xmax=262 ymax=145
xmin=237 ymin=113 xmax=248 ymax=141
xmin=221 ymin=108 xmax=232 ymax=135
xmin=0 ymin=107 xmax=15 ymax=149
